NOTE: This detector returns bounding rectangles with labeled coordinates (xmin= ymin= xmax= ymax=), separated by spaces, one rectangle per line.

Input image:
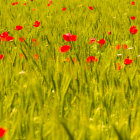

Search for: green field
xmin=0 ymin=0 xmax=140 ymax=139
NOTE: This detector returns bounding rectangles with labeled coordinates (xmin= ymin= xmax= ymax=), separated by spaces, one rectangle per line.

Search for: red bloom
xmin=62 ymin=8 xmax=66 ymax=11
xmin=87 ymin=56 xmax=98 ymax=63
xmin=6 ymin=36 xmax=14 ymax=41
xmin=33 ymin=21 xmax=40 ymax=27
xmin=0 ymin=32 xmax=7 ymax=41
xmin=0 ymin=55 xmax=4 ymax=60
xmin=0 ymin=128 xmax=7 ymax=138
xmin=63 ymin=33 xmax=77 ymax=42
xmin=20 ymin=53 xmax=24 ymax=59
xmin=0 ymin=32 xmax=14 ymax=41
xmin=70 ymin=35 xmax=77 ymax=41
xmin=49 ymin=0 xmax=52 ymax=4
xmin=130 ymin=26 xmax=138 ymax=34
xmin=116 ymin=44 xmax=121 ymax=50
xmin=98 ymin=39 xmax=105 ymax=48
xmin=32 ymin=39 xmax=37 ymax=42
xmin=19 ymin=37 xmax=24 ymax=42
xmin=60 ymin=45 xmax=71 ymax=53
xmin=89 ymin=6 xmax=93 ymax=10
xmin=0 ymin=32 xmax=8 ymax=38
xmin=23 ymin=3 xmax=27 ymax=5
xmin=131 ymin=1 xmax=135 ymax=5
xmin=89 ymin=38 xmax=96 ymax=44
xmin=12 ymin=2 xmax=19 ymax=5
xmin=15 ymin=25 xmax=23 ymax=30
xmin=131 ymin=16 xmax=135 ymax=20
xmin=47 ymin=3 xmax=51 ymax=6
xmin=116 ymin=63 xmax=121 ymax=70
xmin=34 ymin=54 xmax=38 ymax=60
xmin=123 ymin=44 xmax=127 ymax=49
xmin=124 ymin=58 xmax=133 ymax=65
xmin=108 ymin=31 xmax=111 ymax=35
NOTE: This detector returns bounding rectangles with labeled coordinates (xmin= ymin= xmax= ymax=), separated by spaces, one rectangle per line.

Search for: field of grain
xmin=0 ymin=0 xmax=140 ymax=140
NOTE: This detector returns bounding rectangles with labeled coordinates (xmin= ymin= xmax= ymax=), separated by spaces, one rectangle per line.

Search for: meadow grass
xmin=0 ymin=0 xmax=140 ymax=139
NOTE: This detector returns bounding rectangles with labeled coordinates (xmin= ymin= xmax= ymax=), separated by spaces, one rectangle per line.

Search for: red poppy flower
xmin=32 ymin=39 xmax=37 ymax=42
xmin=15 ymin=25 xmax=23 ymax=30
xmin=89 ymin=6 xmax=93 ymax=10
xmin=33 ymin=21 xmax=40 ymax=27
xmin=123 ymin=44 xmax=127 ymax=49
xmin=116 ymin=63 xmax=121 ymax=70
xmin=63 ymin=33 xmax=77 ymax=42
xmin=124 ymin=58 xmax=133 ymax=65
xmin=70 ymin=35 xmax=77 ymax=41
xmin=12 ymin=3 xmax=16 ymax=5
xmin=62 ymin=8 xmax=66 ymax=11
xmin=131 ymin=16 xmax=135 ymax=20
xmin=0 ymin=32 xmax=8 ymax=38
xmin=60 ymin=45 xmax=71 ymax=52
xmin=20 ymin=53 xmax=24 ymax=59
xmin=47 ymin=3 xmax=51 ymax=6
xmin=89 ymin=38 xmax=96 ymax=44
xmin=116 ymin=44 xmax=121 ymax=50
xmin=98 ymin=39 xmax=105 ymax=48
xmin=12 ymin=2 xmax=19 ymax=5
xmin=49 ymin=0 xmax=52 ymax=4
xmin=130 ymin=26 xmax=138 ymax=34
xmin=6 ymin=36 xmax=14 ymax=41
xmin=131 ymin=1 xmax=135 ymax=5
xmin=0 ymin=32 xmax=14 ymax=41
xmin=34 ymin=54 xmax=38 ymax=60
xmin=23 ymin=3 xmax=27 ymax=5
xmin=19 ymin=37 xmax=24 ymax=42
xmin=0 ymin=55 xmax=4 ymax=60
xmin=0 ymin=128 xmax=7 ymax=138
xmin=32 ymin=8 xmax=36 ymax=11
xmin=0 ymin=32 xmax=7 ymax=41
xmin=108 ymin=31 xmax=111 ymax=35
xmin=87 ymin=56 xmax=98 ymax=63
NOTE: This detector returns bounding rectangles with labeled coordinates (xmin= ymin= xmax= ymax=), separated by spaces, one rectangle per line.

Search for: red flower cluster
xmin=116 ymin=44 xmax=127 ymax=50
xmin=0 ymin=32 xmax=14 ymax=41
xmin=47 ymin=0 xmax=52 ymax=6
xmin=33 ymin=21 xmax=40 ymax=27
xmin=63 ymin=33 xmax=77 ymax=42
xmin=130 ymin=26 xmax=138 ymax=34
xmin=0 ymin=128 xmax=7 ymax=138
xmin=12 ymin=2 xmax=18 ymax=5
xmin=87 ymin=56 xmax=98 ymax=63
